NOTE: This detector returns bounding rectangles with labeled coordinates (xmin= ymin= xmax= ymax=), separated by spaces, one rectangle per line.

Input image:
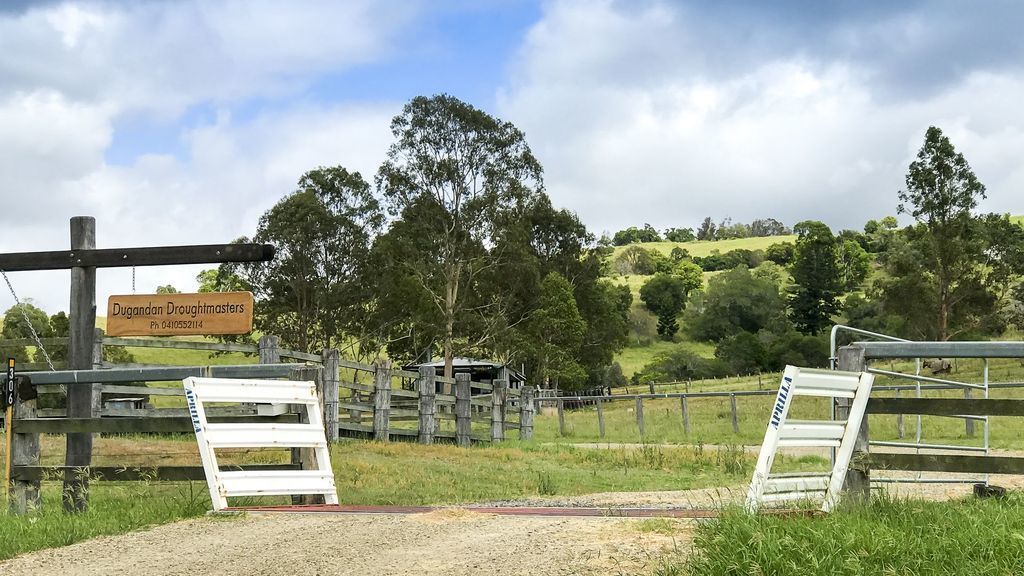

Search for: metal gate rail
xmin=831 ymin=326 xmax=1009 ymax=487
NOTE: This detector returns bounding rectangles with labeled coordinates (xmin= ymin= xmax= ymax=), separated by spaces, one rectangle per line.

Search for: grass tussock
xmin=672 ymin=494 xmax=1024 ymax=575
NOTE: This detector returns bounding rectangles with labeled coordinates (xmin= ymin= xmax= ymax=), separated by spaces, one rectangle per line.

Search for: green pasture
xmin=615 ymin=340 xmax=717 ymax=377
xmin=539 ymin=357 xmax=1024 ymax=450
xmin=610 ymin=235 xmax=797 ymax=260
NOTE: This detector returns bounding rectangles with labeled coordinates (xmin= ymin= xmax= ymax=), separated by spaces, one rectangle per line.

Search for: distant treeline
xmin=608 ymin=217 xmax=791 ymax=246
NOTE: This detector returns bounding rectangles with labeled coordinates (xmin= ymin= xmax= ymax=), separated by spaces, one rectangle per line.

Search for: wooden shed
xmin=404 ymin=357 xmax=526 ymax=394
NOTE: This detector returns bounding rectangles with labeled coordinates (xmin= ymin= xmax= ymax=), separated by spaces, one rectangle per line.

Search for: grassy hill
xmin=606 ymin=235 xmax=794 ymax=376
xmin=610 ymin=234 xmax=796 ymax=260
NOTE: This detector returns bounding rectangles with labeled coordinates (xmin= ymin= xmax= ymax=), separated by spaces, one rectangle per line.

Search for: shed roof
xmin=405 ymin=357 xmax=525 ymax=381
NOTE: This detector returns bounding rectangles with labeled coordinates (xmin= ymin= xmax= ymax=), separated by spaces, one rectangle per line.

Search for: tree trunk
xmin=443 ymin=262 xmax=461 ymax=380
xmin=940 ymin=285 xmax=950 ymax=341
xmin=444 ymin=307 xmax=455 ymax=380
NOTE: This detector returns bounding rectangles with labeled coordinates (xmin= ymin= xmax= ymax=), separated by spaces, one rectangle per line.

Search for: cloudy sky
xmin=1 ymin=0 xmax=1022 ymax=314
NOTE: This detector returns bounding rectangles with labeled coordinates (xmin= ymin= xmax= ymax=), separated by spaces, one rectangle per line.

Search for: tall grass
xmin=0 ymin=482 xmax=210 ymax=561
xmin=676 ymin=494 xmax=1024 ymax=575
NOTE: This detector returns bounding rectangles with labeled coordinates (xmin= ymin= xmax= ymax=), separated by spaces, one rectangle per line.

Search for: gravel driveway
xmin=0 ymin=508 xmax=690 ymax=576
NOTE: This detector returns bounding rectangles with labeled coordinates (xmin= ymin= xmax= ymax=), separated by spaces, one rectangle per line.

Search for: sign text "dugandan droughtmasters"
xmin=106 ymin=292 xmax=254 ymax=336
xmin=110 ymin=301 xmax=247 ymax=320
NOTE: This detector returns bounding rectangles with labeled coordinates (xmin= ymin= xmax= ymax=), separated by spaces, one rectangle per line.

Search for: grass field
xmin=0 ymin=483 xmax=210 ymax=563
xmin=610 ymin=235 xmax=797 ymax=260
xmin=615 ymin=340 xmax=717 ymax=376
xmin=538 ymin=357 xmax=1024 ymax=449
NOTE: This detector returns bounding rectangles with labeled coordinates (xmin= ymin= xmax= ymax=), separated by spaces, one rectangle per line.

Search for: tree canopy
xmin=238 ymin=166 xmax=382 ymax=352
xmin=640 ymin=272 xmax=701 ymax=340
xmin=374 ymin=94 xmax=544 ymax=377
xmin=880 ymin=126 xmax=1022 ymax=340
xmin=789 ymin=220 xmax=842 ymax=335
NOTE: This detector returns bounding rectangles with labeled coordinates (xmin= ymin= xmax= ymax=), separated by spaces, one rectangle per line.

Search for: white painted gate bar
xmin=184 ymin=376 xmax=339 ymax=511
xmin=746 ymin=365 xmax=874 ymax=513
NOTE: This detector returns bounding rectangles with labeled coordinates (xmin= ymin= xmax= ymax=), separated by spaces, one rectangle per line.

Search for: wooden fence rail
xmin=333 ymin=360 xmax=533 ymax=445
xmin=7 ymin=359 xmax=313 ymax=515
xmin=539 ymin=379 xmax=1024 ymax=440
xmin=840 ymin=341 xmax=1024 ymax=501
xmin=5 ymin=333 xmax=534 ymax=515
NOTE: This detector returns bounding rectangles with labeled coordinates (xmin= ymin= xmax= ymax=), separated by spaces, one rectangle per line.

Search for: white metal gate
xmin=184 ymin=377 xmax=338 ymax=511
xmin=746 ymin=365 xmax=874 ymax=512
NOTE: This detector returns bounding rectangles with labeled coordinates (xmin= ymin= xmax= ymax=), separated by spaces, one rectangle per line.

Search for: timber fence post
xmin=636 ymin=397 xmax=645 ymax=436
xmin=965 ymin=388 xmax=975 ymax=437
xmin=92 ymin=328 xmax=103 ymax=368
xmin=596 ymin=398 xmax=605 ymax=438
xmin=418 ymin=366 xmax=436 ymax=445
xmin=258 ymin=335 xmax=281 ymax=364
xmin=373 ymin=361 xmax=392 ymax=442
xmin=9 ymin=383 xmax=40 ymax=515
xmin=491 ymin=379 xmax=508 ymax=442
xmin=455 ymin=373 xmax=472 ymax=447
xmin=896 ymin=388 xmax=904 ymax=439
xmin=64 ymin=216 xmax=97 ymax=513
xmin=291 ymin=366 xmax=325 ymax=505
xmin=91 ymin=328 xmax=103 ymax=416
xmin=838 ymin=345 xmax=870 ymax=502
xmin=321 ymin=349 xmax=339 ymax=443
xmin=681 ymin=396 xmax=690 ymax=435
xmin=254 ymin=335 xmax=281 ymax=417
xmin=556 ymin=398 xmax=565 ymax=437
xmin=730 ymin=394 xmax=739 ymax=434
xmin=519 ymin=386 xmax=535 ymax=440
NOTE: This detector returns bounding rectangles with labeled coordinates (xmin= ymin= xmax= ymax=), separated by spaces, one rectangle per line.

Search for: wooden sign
xmin=106 ymin=292 xmax=254 ymax=336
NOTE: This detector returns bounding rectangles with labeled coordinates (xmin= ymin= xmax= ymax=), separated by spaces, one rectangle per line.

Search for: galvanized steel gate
xmin=832 ymin=326 xmax=1024 ymax=496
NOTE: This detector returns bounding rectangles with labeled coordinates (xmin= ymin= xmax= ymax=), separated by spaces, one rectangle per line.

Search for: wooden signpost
xmin=106 ymin=292 xmax=254 ymax=336
xmin=0 ymin=216 xmax=274 ymax=512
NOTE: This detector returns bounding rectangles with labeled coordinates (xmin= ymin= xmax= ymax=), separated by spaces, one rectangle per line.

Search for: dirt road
xmin=0 ymin=509 xmax=690 ymax=576
xmin=3 ymin=458 xmax=1016 ymax=576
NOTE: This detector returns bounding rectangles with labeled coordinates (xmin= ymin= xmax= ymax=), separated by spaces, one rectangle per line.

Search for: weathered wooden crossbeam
xmin=0 ymin=243 xmax=274 ymax=272
xmin=12 ymin=464 xmax=299 ymax=483
xmin=869 ymin=453 xmax=1024 ymax=475
xmin=15 ymin=414 xmax=300 ymax=434
xmin=867 ymin=397 xmax=1024 ymax=417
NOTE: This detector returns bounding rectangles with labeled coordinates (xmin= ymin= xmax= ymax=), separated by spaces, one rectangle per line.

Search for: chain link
xmin=0 ymin=268 xmax=62 ymax=394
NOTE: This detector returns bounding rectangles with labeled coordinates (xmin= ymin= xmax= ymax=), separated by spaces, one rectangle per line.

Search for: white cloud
xmin=0 ymin=1 xmax=409 ymax=314
xmin=0 ymin=101 xmax=397 ymax=314
xmin=0 ymin=0 xmax=417 ymax=114
xmin=498 ymin=0 xmax=1024 ymax=236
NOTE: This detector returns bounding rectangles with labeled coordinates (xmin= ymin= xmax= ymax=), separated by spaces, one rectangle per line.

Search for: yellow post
xmin=4 ymin=358 xmax=14 ymax=502
xmin=4 ymin=405 xmax=12 ymax=499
